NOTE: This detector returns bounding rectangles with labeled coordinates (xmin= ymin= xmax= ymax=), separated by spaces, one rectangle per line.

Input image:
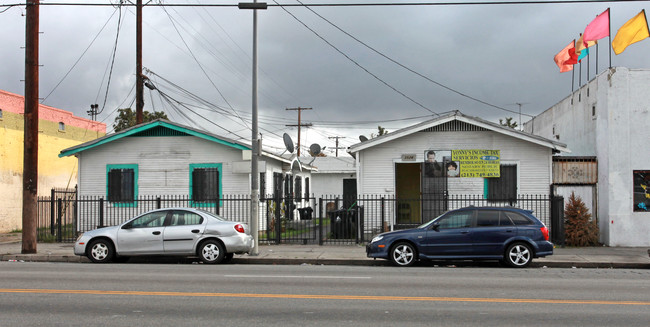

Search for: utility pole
xmin=328 ymin=136 xmax=346 ymax=157
xmin=87 ymin=104 xmax=98 ymax=121
xmin=239 ymin=1 xmax=268 ymax=256
xmin=135 ymin=0 xmax=144 ymax=124
xmin=22 ymin=0 xmax=39 ymax=254
xmin=286 ymin=107 xmax=312 ymax=157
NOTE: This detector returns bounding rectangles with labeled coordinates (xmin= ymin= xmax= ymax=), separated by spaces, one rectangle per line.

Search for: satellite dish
xmin=310 ymin=143 xmax=321 ymax=156
xmin=359 ymin=135 xmax=369 ymax=142
xmin=283 ymin=133 xmax=294 ymax=154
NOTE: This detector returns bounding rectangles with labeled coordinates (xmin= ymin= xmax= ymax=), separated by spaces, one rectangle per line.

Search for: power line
xmin=15 ymin=1 xmax=649 ymax=8
xmin=297 ymin=0 xmax=531 ymax=117
xmin=275 ymin=0 xmax=439 ymax=115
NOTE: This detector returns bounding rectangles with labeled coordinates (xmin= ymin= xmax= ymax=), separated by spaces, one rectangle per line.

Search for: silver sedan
xmin=74 ymin=208 xmax=254 ymax=264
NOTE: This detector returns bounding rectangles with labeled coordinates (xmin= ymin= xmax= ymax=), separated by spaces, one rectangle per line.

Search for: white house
xmin=524 ymin=67 xmax=650 ymax=247
xmin=59 ymin=119 xmax=315 ymax=229
xmin=348 ymin=111 xmax=568 ymax=231
xmin=306 ymin=156 xmax=356 ymax=197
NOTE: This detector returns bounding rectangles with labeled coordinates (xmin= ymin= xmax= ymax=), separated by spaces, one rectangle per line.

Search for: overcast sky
xmin=2 ymin=1 xmax=649 ymax=155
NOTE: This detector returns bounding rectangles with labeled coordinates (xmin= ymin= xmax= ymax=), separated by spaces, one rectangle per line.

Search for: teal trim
xmin=189 ymin=163 xmax=223 ymax=208
xmin=106 ymin=164 xmax=139 ymax=207
xmin=483 ymin=178 xmax=488 ymax=198
xmin=59 ymin=121 xmax=249 ymax=158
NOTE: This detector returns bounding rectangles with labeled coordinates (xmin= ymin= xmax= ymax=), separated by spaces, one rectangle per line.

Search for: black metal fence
xmin=37 ymin=192 xmax=557 ymax=245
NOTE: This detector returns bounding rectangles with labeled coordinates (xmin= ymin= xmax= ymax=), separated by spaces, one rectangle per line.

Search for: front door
xmin=395 ymin=163 xmax=421 ymax=228
xmin=420 ymin=210 xmax=473 ymax=256
xmin=343 ymin=178 xmax=357 ymax=210
xmin=117 ymin=211 xmax=168 ymax=254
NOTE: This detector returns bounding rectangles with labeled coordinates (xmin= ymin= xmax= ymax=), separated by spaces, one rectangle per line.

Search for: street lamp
xmin=239 ymin=1 xmax=267 ymax=256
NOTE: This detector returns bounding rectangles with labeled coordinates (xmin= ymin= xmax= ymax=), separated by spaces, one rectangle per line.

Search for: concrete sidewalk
xmin=1 ymin=237 xmax=649 ymax=268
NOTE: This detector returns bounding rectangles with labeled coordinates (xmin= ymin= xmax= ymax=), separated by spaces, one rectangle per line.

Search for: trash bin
xmin=297 ymin=207 xmax=313 ymax=220
xmin=328 ymin=209 xmax=357 ymax=239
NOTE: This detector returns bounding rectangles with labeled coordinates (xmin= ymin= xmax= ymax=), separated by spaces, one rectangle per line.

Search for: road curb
xmin=2 ymin=254 xmax=649 ymax=269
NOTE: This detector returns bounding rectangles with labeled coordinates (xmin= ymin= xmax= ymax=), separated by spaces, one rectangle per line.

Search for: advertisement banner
xmin=452 ymin=150 xmax=500 ymax=178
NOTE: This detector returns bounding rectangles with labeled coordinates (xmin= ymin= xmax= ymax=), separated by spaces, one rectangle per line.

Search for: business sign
xmin=452 ymin=150 xmax=500 ymax=178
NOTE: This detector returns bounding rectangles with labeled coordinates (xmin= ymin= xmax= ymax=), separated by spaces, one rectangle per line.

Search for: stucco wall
xmin=525 ymin=67 xmax=650 ymax=246
xmin=0 ymin=90 xmax=106 ymax=232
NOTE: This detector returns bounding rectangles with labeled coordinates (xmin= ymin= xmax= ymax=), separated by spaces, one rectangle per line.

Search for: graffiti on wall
xmin=633 ymin=170 xmax=650 ymax=212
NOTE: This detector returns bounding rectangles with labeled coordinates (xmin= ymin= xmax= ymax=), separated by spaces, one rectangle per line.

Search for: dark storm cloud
xmin=2 ymin=1 xmax=649 ymax=154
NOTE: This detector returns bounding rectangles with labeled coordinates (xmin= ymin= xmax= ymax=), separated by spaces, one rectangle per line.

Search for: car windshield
xmin=197 ymin=209 xmax=225 ymax=221
xmin=416 ymin=213 xmax=445 ymax=229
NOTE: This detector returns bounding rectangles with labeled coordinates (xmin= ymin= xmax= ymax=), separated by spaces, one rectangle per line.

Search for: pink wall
xmin=0 ymin=89 xmax=105 ymax=133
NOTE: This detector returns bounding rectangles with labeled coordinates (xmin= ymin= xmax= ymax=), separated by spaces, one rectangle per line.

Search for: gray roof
xmin=348 ymin=111 xmax=569 ymax=154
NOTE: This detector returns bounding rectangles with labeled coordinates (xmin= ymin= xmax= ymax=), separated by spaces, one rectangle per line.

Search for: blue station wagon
xmin=366 ymin=207 xmax=553 ymax=267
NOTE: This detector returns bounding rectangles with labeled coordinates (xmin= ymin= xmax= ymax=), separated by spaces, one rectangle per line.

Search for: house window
xmin=485 ymin=164 xmax=517 ymax=202
xmin=260 ymin=172 xmax=266 ymax=197
xmin=273 ymin=172 xmax=283 ymax=200
xmin=295 ymin=176 xmax=302 ymax=201
xmin=58 ymin=122 xmax=65 ymax=131
xmin=304 ymin=177 xmax=310 ymax=199
xmin=0 ymin=109 xmax=3 ymax=119
xmin=107 ymin=164 xmax=138 ymax=206
xmin=190 ymin=163 xmax=222 ymax=207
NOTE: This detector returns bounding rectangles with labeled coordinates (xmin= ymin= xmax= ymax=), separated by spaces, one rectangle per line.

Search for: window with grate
xmin=192 ymin=167 xmax=220 ymax=202
xmin=295 ymin=176 xmax=302 ymax=201
xmin=107 ymin=167 xmax=136 ymax=203
xmin=304 ymin=177 xmax=310 ymax=199
xmin=260 ymin=172 xmax=266 ymax=197
xmin=486 ymin=164 xmax=517 ymax=202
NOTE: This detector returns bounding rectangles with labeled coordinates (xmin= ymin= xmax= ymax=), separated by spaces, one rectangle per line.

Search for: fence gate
xmin=37 ymin=188 xmax=78 ymax=242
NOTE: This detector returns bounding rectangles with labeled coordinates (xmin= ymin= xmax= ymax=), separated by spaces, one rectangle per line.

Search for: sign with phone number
xmin=452 ymin=150 xmax=500 ymax=178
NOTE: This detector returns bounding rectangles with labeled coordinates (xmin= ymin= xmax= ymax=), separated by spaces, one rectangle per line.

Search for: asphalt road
xmin=1 ymin=262 xmax=649 ymax=326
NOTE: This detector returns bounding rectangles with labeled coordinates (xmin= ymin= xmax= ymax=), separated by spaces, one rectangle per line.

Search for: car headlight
xmin=371 ymin=235 xmax=383 ymax=243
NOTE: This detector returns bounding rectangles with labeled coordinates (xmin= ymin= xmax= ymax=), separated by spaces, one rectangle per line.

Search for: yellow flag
xmin=613 ymin=10 xmax=650 ymax=55
xmin=576 ymin=34 xmax=596 ymax=53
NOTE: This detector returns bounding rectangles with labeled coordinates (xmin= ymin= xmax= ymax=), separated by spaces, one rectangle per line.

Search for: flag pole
xmin=608 ymin=7 xmax=612 ymax=68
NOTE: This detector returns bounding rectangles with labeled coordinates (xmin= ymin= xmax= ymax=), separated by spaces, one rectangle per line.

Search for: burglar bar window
xmin=486 ymin=164 xmax=517 ymax=202
xmin=107 ymin=164 xmax=138 ymax=205
xmin=295 ymin=176 xmax=302 ymax=201
xmin=305 ymin=177 xmax=310 ymax=199
xmin=192 ymin=168 xmax=219 ymax=202
xmin=260 ymin=172 xmax=266 ymax=196
xmin=189 ymin=163 xmax=222 ymax=207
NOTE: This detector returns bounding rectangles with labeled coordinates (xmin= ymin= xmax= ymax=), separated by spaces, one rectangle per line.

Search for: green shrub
xmin=564 ymin=192 xmax=599 ymax=246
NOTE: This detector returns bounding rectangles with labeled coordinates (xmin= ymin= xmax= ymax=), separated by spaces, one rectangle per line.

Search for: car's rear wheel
xmin=389 ymin=242 xmax=417 ymax=267
xmin=504 ymin=242 xmax=533 ymax=268
xmin=87 ymin=239 xmax=115 ymax=263
xmin=199 ymin=240 xmax=225 ymax=264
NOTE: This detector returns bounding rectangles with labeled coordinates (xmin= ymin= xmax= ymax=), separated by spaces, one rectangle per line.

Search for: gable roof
xmin=348 ymin=111 xmax=569 ymax=154
xmin=58 ymin=119 xmax=301 ymax=167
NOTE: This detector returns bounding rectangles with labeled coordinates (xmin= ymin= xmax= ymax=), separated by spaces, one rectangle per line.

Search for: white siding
xmin=78 ymin=136 xmax=250 ymax=196
xmin=358 ymin=130 xmax=552 ymax=195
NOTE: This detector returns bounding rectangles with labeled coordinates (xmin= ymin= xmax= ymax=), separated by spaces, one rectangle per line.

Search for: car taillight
xmin=540 ymin=226 xmax=549 ymax=241
xmin=234 ymin=224 xmax=245 ymax=233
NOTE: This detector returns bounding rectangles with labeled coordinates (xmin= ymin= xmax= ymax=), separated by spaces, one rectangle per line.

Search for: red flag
xmin=583 ymin=8 xmax=610 ymax=45
xmin=554 ymin=41 xmax=576 ymax=73
xmin=565 ymin=46 xmax=580 ymax=65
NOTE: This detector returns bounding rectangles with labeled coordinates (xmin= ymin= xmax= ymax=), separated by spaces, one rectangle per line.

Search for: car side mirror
xmin=121 ymin=224 xmax=132 ymax=230
xmin=431 ymin=223 xmax=440 ymax=231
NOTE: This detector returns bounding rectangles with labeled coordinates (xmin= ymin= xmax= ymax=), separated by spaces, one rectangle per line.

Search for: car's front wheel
xmin=87 ymin=239 xmax=115 ymax=263
xmin=504 ymin=242 xmax=533 ymax=268
xmin=198 ymin=240 xmax=225 ymax=264
xmin=389 ymin=242 xmax=417 ymax=267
